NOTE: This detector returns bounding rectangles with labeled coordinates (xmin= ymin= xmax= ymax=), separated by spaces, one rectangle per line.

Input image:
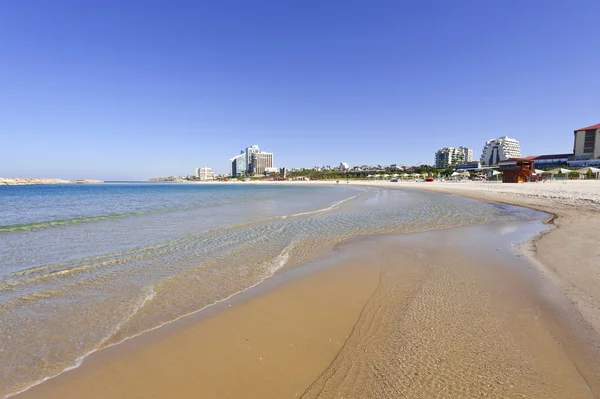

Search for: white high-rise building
xmin=480 ymin=136 xmax=521 ymax=166
xmin=458 ymin=146 xmax=473 ymax=163
xmin=245 ymin=145 xmax=260 ymax=172
xmin=251 ymin=152 xmax=274 ymax=175
xmin=434 ymin=146 xmax=472 ymax=168
xmin=195 ymin=167 xmax=214 ymax=180
xmin=230 ymin=145 xmax=276 ymax=176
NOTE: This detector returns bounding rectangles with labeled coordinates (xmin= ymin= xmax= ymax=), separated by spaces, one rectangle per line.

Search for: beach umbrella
xmin=451 ymin=171 xmax=461 ymax=177
xmin=576 ymin=167 xmax=600 ymax=179
xmin=546 ymin=168 xmax=568 ymax=180
xmin=576 ymin=167 xmax=590 ymax=180
xmin=392 ymin=174 xmax=399 ymax=177
xmin=534 ymin=169 xmax=545 ymax=174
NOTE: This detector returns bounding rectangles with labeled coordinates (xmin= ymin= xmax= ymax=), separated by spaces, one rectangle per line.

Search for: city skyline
xmin=1 ymin=1 xmax=599 ymax=180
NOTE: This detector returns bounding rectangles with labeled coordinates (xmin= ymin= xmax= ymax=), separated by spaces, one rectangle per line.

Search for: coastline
xmin=0 ymin=178 xmax=103 ymax=185
xmin=214 ymin=179 xmax=600 ymax=336
xmin=14 ymin=213 xmax=600 ymax=398
xmin=9 ymin=181 xmax=600 ymax=398
xmin=345 ymin=180 xmax=600 ymax=336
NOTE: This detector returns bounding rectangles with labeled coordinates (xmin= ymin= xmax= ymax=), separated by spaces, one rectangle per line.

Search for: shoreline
xmin=232 ymin=179 xmax=600 ymax=336
xmin=14 ymin=215 xmax=600 ymax=398
xmin=0 ymin=178 xmax=103 ymax=186
xmin=9 ymin=182 xmax=600 ymax=398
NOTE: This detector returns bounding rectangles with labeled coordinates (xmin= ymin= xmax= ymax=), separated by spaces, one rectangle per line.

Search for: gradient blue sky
xmin=1 ymin=0 xmax=599 ymax=179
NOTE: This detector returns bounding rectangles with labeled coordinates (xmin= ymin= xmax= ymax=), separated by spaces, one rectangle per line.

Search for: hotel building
xmin=229 ymin=152 xmax=247 ymax=177
xmin=435 ymin=146 xmax=472 ymax=168
xmin=245 ymin=145 xmax=260 ymax=172
xmin=480 ymin=136 xmax=521 ymax=166
xmin=251 ymin=152 xmax=274 ymax=175
xmin=570 ymin=123 xmax=600 ymax=167
xmin=195 ymin=167 xmax=214 ymax=180
xmin=229 ymin=145 xmax=275 ymax=176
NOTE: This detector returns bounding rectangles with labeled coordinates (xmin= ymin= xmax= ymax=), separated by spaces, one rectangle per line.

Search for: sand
xmin=13 ymin=180 xmax=600 ymax=398
xmin=348 ymin=180 xmax=600 ymax=336
xmin=15 ymin=258 xmax=382 ymax=399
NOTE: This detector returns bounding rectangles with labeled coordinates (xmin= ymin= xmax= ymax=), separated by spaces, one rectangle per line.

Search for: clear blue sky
xmin=1 ymin=0 xmax=599 ymax=179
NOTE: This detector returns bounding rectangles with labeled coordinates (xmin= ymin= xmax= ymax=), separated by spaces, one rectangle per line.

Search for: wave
xmin=279 ymin=194 xmax=361 ymax=220
xmin=0 ymin=213 xmax=135 ymax=232
xmin=0 ymin=190 xmax=363 ymax=233
xmin=3 ymin=286 xmax=157 ymax=399
xmin=4 ymin=247 xmax=293 ymax=399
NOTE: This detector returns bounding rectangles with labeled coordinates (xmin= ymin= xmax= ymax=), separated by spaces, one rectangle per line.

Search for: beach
xmin=6 ymin=182 xmax=600 ymax=398
xmin=348 ymin=180 xmax=600 ymax=337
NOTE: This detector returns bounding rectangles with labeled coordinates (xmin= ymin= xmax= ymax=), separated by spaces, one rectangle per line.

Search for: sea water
xmin=0 ymin=183 xmax=542 ymax=397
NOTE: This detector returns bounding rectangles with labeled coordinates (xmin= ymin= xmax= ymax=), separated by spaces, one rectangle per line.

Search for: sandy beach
xmin=347 ymin=180 xmax=600 ymax=336
xmin=13 ymin=181 xmax=600 ymax=399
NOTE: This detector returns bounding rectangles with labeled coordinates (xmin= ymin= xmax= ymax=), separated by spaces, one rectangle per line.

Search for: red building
xmin=498 ymin=158 xmax=535 ymax=183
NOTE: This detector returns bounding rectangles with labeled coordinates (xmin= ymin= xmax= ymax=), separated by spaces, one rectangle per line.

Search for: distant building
xmin=480 ymin=137 xmax=521 ymax=166
xmin=458 ymin=146 xmax=473 ymax=163
xmin=245 ymin=145 xmax=260 ymax=172
xmin=196 ymin=167 xmax=214 ymax=180
xmin=229 ymin=152 xmax=247 ymax=177
xmin=435 ymin=147 xmax=470 ymax=168
xmin=229 ymin=144 xmax=277 ymax=176
xmin=572 ymin=123 xmax=600 ymax=163
xmin=251 ymin=152 xmax=274 ymax=175
xmin=280 ymin=167 xmax=287 ymax=178
xmin=339 ymin=162 xmax=350 ymax=171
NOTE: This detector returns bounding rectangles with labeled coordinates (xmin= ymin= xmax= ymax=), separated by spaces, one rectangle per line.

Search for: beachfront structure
xmin=498 ymin=158 xmax=534 ymax=183
xmin=229 ymin=152 xmax=247 ymax=177
xmin=523 ymin=154 xmax=572 ymax=169
xmin=195 ymin=167 xmax=214 ymax=180
xmin=251 ymin=152 xmax=274 ymax=175
xmin=456 ymin=161 xmax=481 ymax=170
xmin=480 ymin=136 xmax=521 ymax=166
xmin=572 ymin=123 xmax=600 ymax=162
xmin=340 ymin=162 xmax=350 ymax=171
xmin=435 ymin=147 xmax=472 ymax=168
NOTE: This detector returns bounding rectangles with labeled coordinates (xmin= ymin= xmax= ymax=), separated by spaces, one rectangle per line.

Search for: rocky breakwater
xmin=71 ymin=179 xmax=104 ymax=184
xmin=0 ymin=178 xmax=104 ymax=185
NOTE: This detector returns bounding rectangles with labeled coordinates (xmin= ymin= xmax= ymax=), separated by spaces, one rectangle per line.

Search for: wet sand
xmin=355 ymin=180 xmax=600 ymax=338
xmin=15 ymin=220 xmax=600 ymax=398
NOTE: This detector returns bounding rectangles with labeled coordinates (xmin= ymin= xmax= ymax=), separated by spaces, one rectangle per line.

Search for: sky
xmin=1 ymin=0 xmax=599 ymax=180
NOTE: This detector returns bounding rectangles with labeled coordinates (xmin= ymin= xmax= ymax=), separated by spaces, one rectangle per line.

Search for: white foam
xmin=285 ymin=194 xmax=360 ymax=218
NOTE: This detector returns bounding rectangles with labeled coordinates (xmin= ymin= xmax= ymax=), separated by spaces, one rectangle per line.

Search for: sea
xmin=0 ymin=183 xmax=544 ymax=397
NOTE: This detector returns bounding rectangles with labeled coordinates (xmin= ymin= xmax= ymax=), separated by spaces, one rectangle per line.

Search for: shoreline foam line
xmin=1 ymin=191 xmax=364 ymax=288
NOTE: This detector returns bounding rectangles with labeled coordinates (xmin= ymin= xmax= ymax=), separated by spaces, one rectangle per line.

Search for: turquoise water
xmin=0 ymin=183 xmax=543 ymax=397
